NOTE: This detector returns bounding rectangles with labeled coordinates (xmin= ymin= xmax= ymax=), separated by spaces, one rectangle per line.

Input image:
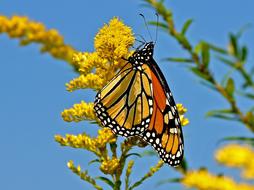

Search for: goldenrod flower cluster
xmin=100 ymin=157 xmax=120 ymax=175
xmin=215 ymin=144 xmax=254 ymax=179
xmin=61 ymin=101 xmax=95 ymax=122
xmin=55 ymin=128 xmax=116 ymax=156
xmin=94 ymin=18 xmax=134 ymax=61
xmin=66 ymin=74 xmax=104 ymax=91
xmin=96 ymin=128 xmax=116 ymax=148
xmin=182 ymin=169 xmax=254 ymax=190
xmin=66 ymin=17 xmax=135 ymax=91
xmin=55 ymin=133 xmax=97 ymax=153
xmin=0 ymin=15 xmax=77 ymax=65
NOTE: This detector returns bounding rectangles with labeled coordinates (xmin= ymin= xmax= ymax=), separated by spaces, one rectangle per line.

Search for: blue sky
xmin=0 ymin=0 xmax=254 ymax=189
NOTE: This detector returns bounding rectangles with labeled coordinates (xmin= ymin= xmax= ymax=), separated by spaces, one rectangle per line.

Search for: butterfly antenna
xmin=135 ymin=34 xmax=147 ymax=43
xmin=155 ymin=13 xmax=159 ymax=44
xmin=139 ymin=13 xmax=153 ymax=42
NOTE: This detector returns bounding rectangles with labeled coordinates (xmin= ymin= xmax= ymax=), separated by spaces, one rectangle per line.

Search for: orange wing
xmin=140 ymin=66 xmax=184 ymax=166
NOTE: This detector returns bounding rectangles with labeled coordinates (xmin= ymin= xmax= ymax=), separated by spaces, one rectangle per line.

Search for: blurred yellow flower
xmin=215 ymin=144 xmax=254 ymax=180
xmin=182 ymin=169 xmax=254 ymax=190
xmin=0 ymin=15 xmax=77 ymax=65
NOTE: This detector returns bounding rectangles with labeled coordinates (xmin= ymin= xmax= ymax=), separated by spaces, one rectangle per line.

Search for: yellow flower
xmin=182 ymin=169 xmax=254 ymax=190
xmin=67 ymin=17 xmax=134 ymax=92
xmin=177 ymin=103 xmax=189 ymax=126
xmin=215 ymin=144 xmax=252 ymax=167
xmin=177 ymin=103 xmax=187 ymax=115
xmin=0 ymin=15 xmax=77 ymax=65
xmin=242 ymin=161 xmax=254 ymax=180
xmin=72 ymin=52 xmax=108 ymax=75
xmin=55 ymin=133 xmax=97 ymax=153
xmin=67 ymin=160 xmax=103 ymax=190
xmin=61 ymin=101 xmax=95 ymax=122
xmin=55 ymin=128 xmax=116 ymax=156
xmin=215 ymin=144 xmax=254 ymax=179
xmin=96 ymin=128 xmax=116 ymax=148
xmin=100 ymin=157 xmax=120 ymax=175
xmin=66 ymin=74 xmax=105 ymax=91
xmin=94 ymin=17 xmax=135 ymax=61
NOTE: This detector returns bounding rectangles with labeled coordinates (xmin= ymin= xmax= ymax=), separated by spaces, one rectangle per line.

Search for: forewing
xmin=94 ymin=63 xmax=154 ymax=137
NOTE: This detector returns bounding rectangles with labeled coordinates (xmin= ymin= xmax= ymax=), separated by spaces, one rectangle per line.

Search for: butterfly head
xmin=128 ymin=42 xmax=154 ymax=65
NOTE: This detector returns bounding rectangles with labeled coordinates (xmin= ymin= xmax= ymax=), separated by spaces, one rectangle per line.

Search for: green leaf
xmin=181 ymin=19 xmax=193 ymax=35
xmin=221 ymin=69 xmax=235 ymax=87
xmin=190 ymin=67 xmax=210 ymax=81
xmin=241 ymin=46 xmax=248 ymax=62
xmin=194 ymin=42 xmax=202 ymax=54
xmin=229 ymin=33 xmax=238 ymax=56
xmin=245 ymin=93 xmax=254 ymax=99
xmin=207 ymin=43 xmax=228 ymax=55
xmin=225 ymin=78 xmax=235 ymax=97
xmin=206 ymin=113 xmax=238 ymax=121
xmin=95 ymin=176 xmax=114 ymax=188
xmin=175 ymin=33 xmax=192 ymax=50
xmin=218 ymin=136 xmax=254 ymax=146
xmin=201 ymin=42 xmax=210 ymax=67
xmin=216 ymin=56 xmax=235 ymax=67
xmin=156 ymin=178 xmax=181 ymax=186
xmin=125 ymin=153 xmax=141 ymax=158
xmin=200 ymin=81 xmax=217 ymax=91
xmin=206 ymin=109 xmax=233 ymax=117
xmin=148 ymin=21 xmax=168 ymax=31
xmin=238 ymin=91 xmax=254 ymax=100
xmin=206 ymin=109 xmax=240 ymax=121
xmin=88 ymin=159 xmax=100 ymax=165
xmin=164 ymin=57 xmax=193 ymax=63
xmin=90 ymin=121 xmax=99 ymax=124
xmin=129 ymin=179 xmax=144 ymax=190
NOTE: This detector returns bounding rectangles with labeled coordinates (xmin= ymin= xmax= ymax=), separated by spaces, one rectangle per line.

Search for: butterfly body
xmin=94 ymin=42 xmax=184 ymax=166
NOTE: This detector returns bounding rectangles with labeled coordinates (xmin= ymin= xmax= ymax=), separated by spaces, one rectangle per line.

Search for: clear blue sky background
xmin=1 ymin=0 xmax=254 ymax=190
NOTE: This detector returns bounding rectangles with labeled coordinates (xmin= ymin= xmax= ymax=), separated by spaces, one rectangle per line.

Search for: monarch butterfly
xmin=94 ymin=41 xmax=184 ymax=166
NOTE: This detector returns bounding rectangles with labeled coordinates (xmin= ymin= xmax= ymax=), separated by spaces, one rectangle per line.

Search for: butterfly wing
xmin=140 ymin=59 xmax=184 ymax=166
xmin=94 ymin=63 xmax=154 ymax=137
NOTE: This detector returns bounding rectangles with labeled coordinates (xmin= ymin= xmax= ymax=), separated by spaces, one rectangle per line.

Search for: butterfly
xmin=94 ymin=41 xmax=184 ymax=166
